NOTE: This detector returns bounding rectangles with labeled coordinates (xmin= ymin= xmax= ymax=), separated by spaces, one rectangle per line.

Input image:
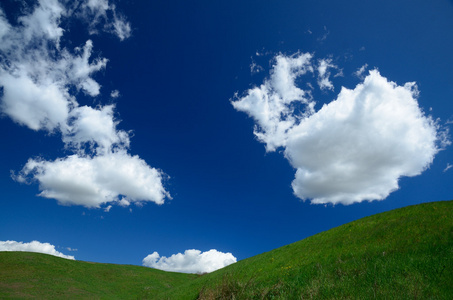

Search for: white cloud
xmin=250 ymin=57 xmax=264 ymax=74
xmin=1 ymin=1 xmax=170 ymax=208
xmin=317 ymin=58 xmax=336 ymax=91
xmin=444 ymin=163 xmax=453 ymax=172
xmin=16 ymin=0 xmax=65 ymax=45
xmin=15 ymin=151 xmax=170 ymax=208
xmin=64 ymin=105 xmax=130 ymax=154
xmin=0 ymin=240 xmax=75 ymax=260
xmin=110 ymin=89 xmax=120 ymax=98
xmin=70 ymin=40 xmax=108 ymax=96
xmin=0 ymin=0 xmax=73 ymax=132
xmin=233 ymin=53 xmax=447 ymax=205
xmin=0 ymin=1 xmax=128 ymax=134
xmin=142 ymin=249 xmax=237 ymax=274
xmin=354 ymin=64 xmax=368 ymax=79
xmin=334 ymin=68 xmax=344 ymax=78
xmin=0 ymin=71 xmax=71 ymax=132
xmin=232 ymin=53 xmax=315 ymax=151
xmin=0 ymin=9 xmax=107 ymax=133
xmin=77 ymin=0 xmax=131 ymax=40
xmin=286 ymin=70 xmax=440 ymax=204
xmin=111 ymin=5 xmax=132 ymax=41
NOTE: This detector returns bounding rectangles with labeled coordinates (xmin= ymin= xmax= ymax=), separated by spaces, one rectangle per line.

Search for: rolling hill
xmin=1 ymin=200 xmax=452 ymax=299
xmin=0 ymin=251 xmax=197 ymax=299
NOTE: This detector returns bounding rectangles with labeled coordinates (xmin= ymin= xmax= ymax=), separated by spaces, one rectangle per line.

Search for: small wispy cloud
xmin=444 ymin=163 xmax=453 ymax=173
xmin=354 ymin=64 xmax=368 ymax=79
xmin=250 ymin=58 xmax=264 ymax=74
xmin=334 ymin=68 xmax=344 ymax=78
xmin=110 ymin=90 xmax=120 ymax=98
xmin=317 ymin=26 xmax=330 ymax=42
xmin=75 ymin=0 xmax=131 ymax=40
xmin=317 ymin=58 xmax=337 ymax=91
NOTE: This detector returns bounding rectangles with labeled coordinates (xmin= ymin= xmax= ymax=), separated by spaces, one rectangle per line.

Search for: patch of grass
xmin=158 ymin=200 xmax=453 ymax=299
xmin=0 ymin=251 xmax=198 ymax=299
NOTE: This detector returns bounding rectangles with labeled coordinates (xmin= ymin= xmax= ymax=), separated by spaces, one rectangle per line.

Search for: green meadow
xmin=1 ymin=200 xmax=452 ymax=299
xmin=0 ymin=251 xmax=197 ymax=299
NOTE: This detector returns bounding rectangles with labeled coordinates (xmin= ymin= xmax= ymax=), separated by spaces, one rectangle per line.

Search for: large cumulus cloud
xmin=286 ymin=70 xmax=440 ymax=204
xmin=232 ymin=53 xmax=448 ymax=205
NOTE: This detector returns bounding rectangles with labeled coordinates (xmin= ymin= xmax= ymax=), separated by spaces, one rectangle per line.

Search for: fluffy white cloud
xmin=286 ymin=70 xmax=440 ymax=204
xmin=15 ymin=0 xmax=65 ymax=44
xmin=142 ymin=249 xmax=237 ymax=274
xmin=15 ymin=151 xmax=169 ymax=208
xmin=64 ymin=105 xmax=130 ymax=154
xmin=232 ymin=53 xmax=315 ymax=151
xmin=0 ymin=4 xmax=108 ymax=133
xmin=69 ymin=40 xmax=108 ymax=96
xmin=1 ymin=1 xmax=170 ymax=208
xmin=233 ymin=53 xmax=447 ymax=205
xmin=0 ymin=71 xmax=71 ymax=132
xmin=0 ymin=0 xmax=71 ymax=132
xmin=0 ymin=240 xmax=75 ymax=260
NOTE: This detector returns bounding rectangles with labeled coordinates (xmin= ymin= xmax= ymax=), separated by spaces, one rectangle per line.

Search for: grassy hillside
xmin=1 ymin=200 xmax=452 ymax=299
xmin=159 ymin=200 xmax=453 ymax=299
xmin=0 ymin=251 xmax=197 ymax=299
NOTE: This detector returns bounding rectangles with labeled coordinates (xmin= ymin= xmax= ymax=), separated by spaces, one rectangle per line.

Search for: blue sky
xmin=0 ymin=0 xmax=452 ymax=273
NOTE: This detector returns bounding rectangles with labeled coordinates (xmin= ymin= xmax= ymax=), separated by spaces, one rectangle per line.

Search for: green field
xmin=1 ymin=200 xmax=452 ymax=299
xmin=0 ymin=252 xmax=198 ymax=299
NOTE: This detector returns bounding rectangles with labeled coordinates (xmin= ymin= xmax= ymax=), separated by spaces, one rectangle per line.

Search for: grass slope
xmin=1 ymin=200 xmax=451 ymax=299
xmin=159 ymin=200 xmax=453 ymax=299
xmin=0 ymin=252 xmax=197 ymax=299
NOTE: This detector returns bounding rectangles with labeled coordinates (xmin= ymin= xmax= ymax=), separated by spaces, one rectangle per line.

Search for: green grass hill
xmin=0 ymin=252 xmax=197 ymax=299
xmin=165 ymin=200 xmax=452 ymax=299
xmin=1 ymin=200 xmax=452 ymax=299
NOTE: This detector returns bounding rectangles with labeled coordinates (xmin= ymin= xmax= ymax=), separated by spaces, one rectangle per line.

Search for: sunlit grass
xmin=160 ymin=200 xmax=452 ymax=299
xmin=0 ymin=252 xmax=198 ymax=299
